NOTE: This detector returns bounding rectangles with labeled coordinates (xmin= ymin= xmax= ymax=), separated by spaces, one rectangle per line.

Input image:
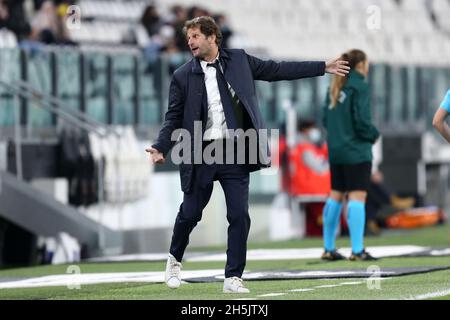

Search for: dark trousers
xmin=169 ymin=157 xmax=250 ymax=278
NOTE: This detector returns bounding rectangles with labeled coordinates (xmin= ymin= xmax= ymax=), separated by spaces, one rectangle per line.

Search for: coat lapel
xmin=220 ymin=50 xmax=241 ymax=96
xmin=189 ymin=58 xmax=207 ymax=122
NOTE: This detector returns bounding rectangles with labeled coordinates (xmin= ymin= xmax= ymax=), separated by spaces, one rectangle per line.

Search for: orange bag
xmin=386 ymin=207 xmax=446 ymax=229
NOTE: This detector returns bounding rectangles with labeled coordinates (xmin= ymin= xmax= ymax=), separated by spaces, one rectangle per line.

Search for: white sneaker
xmin=165 ymin=254 xmax=182 ymax=289
xmin=223 ymin=276 xmax=250 ymax=293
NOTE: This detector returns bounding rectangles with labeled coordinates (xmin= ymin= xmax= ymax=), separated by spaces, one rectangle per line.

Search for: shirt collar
xmin=200 ymin=52 xmax=220 ymax=73
xmin=349 ymin=69 xmax=365 ymax=80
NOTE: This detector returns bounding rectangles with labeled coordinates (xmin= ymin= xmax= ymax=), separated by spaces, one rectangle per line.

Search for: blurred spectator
xmin=141 ymin=4 xmax=162 ymax=38
xmin=187 ymin=6 xmax=210 ymax=20
xmin=18 ymin=24 xmax=44 ymax=55
xmin=293 ymin=120 xmax=331 ymax=237
xmin=171 ymin=5 xmax=189 ymax=52
xmin=277 ymin=119 xmax=331 ymax=237
xmin=276 ymin=119 xmax=330 ymax=195
xmin=34 ymin=0 xmax=46 ymax=10
xmin=365 ymin=170 xmax=416 ymax=235
xmin=1 ymin=0 xmax=30 ymax=41
xmin=137 ymin=3 xmax=234 ymax=82
xmin=30 ymin=0 xmax=75 ymax=45
xmin=213 ymin=14 xmax=233 ymax=48
xmin=138 ymin=4 xmax=233 ymax=55
xmin=144 ymin=24 xmax=178 ymax=62
xmin=30 ymin=0 xmax=59 ymax=43
xmin=289 ymin=119 xmax=330 ymax=196
xmin=0 ymin=1 xmax=9 ymax=29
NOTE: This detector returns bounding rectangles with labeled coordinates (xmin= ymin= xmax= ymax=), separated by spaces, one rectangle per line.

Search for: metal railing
xmin=0 ymin=78 xmax=123 ymax=251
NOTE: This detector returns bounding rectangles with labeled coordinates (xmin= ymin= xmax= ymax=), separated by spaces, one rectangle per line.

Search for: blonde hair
xmin=330 ymin=49 xmax=367 ymax=108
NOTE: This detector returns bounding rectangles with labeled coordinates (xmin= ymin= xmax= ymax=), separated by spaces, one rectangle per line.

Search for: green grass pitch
xmin=0 ymin=224 xmax=449 ymax=300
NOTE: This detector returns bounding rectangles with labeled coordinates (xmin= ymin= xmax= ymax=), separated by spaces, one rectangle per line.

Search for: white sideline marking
xmin=0 ymin=269 xmax=396 ymax=290
xmin=187 ymin=246 xmax=427 ymax=262
xmin=244 ymin=270 xmax=357 ymax=279
xmin=288 ymin=288 xmax=315 ymax=292
xmin=291 ymin=280 xmax=367 ymax=292
xmin=87 ymin=245 xmax=428 ymax=263
xmin=431 ymin=248 xmax=450 ymax=256
xmin=314 ymin=284 xmax=343 ymax=289
xmin=409 ymin=289 xmax=450 ymax=300
xmin=0 ymin=270 xmax=224 ymax=289
xmin=87 ymin=253 xmax=169 ymax=262
xmin=339 ymin=281 xmax=363 ymax=285
xmin=257 ymin=293 xmax=286 ymax=297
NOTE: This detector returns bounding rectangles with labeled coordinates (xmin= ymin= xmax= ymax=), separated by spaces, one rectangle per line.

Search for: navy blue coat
xmin=152 ymin=49 xmax=326 ymax=193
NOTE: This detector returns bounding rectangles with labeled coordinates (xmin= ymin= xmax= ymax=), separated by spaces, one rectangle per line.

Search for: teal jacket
xmin=323 ymin=70 xmax=380 ymax=165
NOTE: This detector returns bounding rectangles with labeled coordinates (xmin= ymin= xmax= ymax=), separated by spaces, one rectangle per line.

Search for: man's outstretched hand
xmin=325 ymin=57 xmax=350 ymax=77
xmin=146 ymin=147 xmax=165 ymax=164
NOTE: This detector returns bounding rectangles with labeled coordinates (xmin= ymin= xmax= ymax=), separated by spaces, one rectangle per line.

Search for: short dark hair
xmin=183 ymin=16 xmax=222 ymax=47
xmin=298 ymin=119 xmax=317 ymax=132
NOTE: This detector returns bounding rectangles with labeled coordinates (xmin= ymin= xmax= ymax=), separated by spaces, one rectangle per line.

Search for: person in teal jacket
xmin=321 ymin=49 xmax=380 ymax=261
xmin=432 ymin=89 xmax=450 ymax=142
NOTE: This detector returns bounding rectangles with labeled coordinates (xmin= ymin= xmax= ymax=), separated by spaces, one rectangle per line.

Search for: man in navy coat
xmin=146 ymin=16 xmax=349 ymax=293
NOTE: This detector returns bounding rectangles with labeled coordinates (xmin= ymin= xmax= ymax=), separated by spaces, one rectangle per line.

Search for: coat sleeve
xmin=246 ymin=53 xmax=326 ymax=82
xmin=152 ymin=74 xmax=184 ymax=157
xmin=351 ymin=85 xmax=380 ymax=143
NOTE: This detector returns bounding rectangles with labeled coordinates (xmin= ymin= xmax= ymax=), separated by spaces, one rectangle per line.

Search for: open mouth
xmin=191 ymin=47 xmax=199 ymax=54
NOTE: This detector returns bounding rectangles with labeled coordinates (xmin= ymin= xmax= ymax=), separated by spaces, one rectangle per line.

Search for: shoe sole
xmin=321 ymin=257 xmax=345 ymax=261
xmin=166 ymin=278 xmax=181 ymax=289
xmin=223 ymin=289 xmax=250 ymax=293
xmin=167 ymin=283 xmax=180 ymax=289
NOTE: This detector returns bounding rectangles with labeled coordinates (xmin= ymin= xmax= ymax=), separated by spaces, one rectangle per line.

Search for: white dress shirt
xmin=200 ymin=54 xmax=229 ymax=141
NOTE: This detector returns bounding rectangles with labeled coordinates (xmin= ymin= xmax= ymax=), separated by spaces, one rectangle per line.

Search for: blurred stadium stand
xmin=0 ymin=0 xmax=449 ymax=266
xmin=156 ymin=0 xmax=450 ymax=65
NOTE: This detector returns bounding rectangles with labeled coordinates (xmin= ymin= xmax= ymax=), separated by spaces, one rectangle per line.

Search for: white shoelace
xmin=169 ymin=260 xmax=181 ymax=277
xmin=230 ymin=277 xmax=244 ymax=287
